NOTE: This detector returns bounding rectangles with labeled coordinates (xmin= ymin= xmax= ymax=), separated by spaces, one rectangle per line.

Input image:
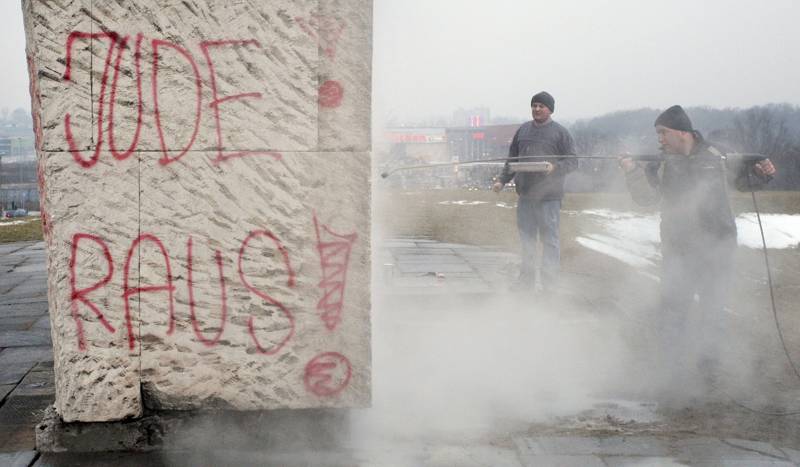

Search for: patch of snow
xmin=736 ymin=213 xmax=800 ymax=249
xmin=438 ymin=200 xmax=488 ymax=206
xmin=576 ymin=234 xmax=656 ymax=268
xmin=0 ymin=220 xmax=28 ymax=227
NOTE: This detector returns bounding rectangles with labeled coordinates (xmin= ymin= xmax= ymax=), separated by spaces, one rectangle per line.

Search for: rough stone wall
xmin=23 ymin=0 xmax=372 ymax=422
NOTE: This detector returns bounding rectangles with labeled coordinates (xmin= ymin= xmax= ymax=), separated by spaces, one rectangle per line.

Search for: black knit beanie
xmin=654 ymin=105 xmax=693 ymax=132
xmin=531 ymin=91 xmax=555 ymax=113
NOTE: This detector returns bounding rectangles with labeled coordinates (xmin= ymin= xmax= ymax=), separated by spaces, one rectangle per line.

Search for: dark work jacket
xmin=499 ymin=119 xmax=577 ymax=200
xmin=626 ymin=134 xmax=769 ymax=252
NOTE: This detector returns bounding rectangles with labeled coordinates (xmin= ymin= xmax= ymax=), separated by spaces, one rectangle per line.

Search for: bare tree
xmin=732 ymin=106 xmax=795 ymax=156
xmin=730 ymin=106 xmax=800 ymax=189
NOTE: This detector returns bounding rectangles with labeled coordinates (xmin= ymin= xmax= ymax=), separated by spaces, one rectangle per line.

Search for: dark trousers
xmin=659 ymin=237 xmax=736 ymax=364
xmin=516 ymin=197 xmax=561 ymax=287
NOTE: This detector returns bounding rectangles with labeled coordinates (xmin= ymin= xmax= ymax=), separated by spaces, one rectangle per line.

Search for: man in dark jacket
xmin=621 ymin=105 xmax=775 ymax=377
xmin=493 ymin=91 xmax=577 ymax=291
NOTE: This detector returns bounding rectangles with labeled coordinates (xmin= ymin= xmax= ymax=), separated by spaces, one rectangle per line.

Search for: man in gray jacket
xmin=493 ymin=91 xmax=577 ymax=292
xmin=621 ymin=105 xmax=775 ymax=385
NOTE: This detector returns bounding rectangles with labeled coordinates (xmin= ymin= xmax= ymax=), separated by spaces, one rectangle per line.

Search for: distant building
xmin=451 ymin=107 xmax=491 ymax=128
xmin=381 ymin=128 xmax=449 ymax=188
xmin=379 ymin=123 xmax=528 ymax=189
xmin=0 ymin=137 xmax=38 ymax=211
xmin=446 ymin=124 xmax=519 ymax=187
xmin=0 ymin=138 xmax=10 ymax=158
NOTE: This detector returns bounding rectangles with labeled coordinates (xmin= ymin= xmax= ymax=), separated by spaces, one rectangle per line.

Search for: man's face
xmin=656 ymin=125 xmax=689 ymax=155
xmin=531 ymin=103 xmax=552 ymax=123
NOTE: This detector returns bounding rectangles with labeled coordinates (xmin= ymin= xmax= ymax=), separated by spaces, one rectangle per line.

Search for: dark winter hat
xmin=654 ymin=105 xmax=693 ymax=132
xmin=531 ymin=91 xmax=555 ymax=113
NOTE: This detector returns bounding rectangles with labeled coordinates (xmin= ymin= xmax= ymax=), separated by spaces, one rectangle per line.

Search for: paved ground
xmin=2 ymin=239 xmax=800 ymax=466
xmin=0 ymin=241 xmax=52 ymax=465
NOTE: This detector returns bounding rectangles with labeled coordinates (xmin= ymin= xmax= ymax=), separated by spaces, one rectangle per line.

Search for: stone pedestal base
xmin=36 ymin=405 xmax=349 ymax=453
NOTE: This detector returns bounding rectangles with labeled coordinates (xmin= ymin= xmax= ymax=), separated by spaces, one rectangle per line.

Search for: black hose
xmin=712 ymin=178 xmax=800 ymax=416
xmin=751 ymin=187 xmax=800 ymax=382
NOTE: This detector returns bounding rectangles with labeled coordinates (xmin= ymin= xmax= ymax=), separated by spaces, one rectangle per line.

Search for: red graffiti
xmin=61 ymin=31 xmax=285 ymax=168
xmin=68 ymin=228 xmax=300 ymax=354
xmin=304 ymin=352 xmax=352 ymax=397
xmin=108 ymin=34 xmax=144 ymax=161
xmin=36 ymin=164 xmax=51 ymax=241
xmin=122 ymin=234 xmax=176 ymax=351
xmin=318 ymin=80 xmax=343 ymax=108
xmin=69 ymin=234 xmax=116 ymax=351
xmin=26 ymin=55 xmax=44 ymax=153
xmin=199 ymin=39 xmax=282 ymax=165
xmin=27 ymin=54 xmax=51 ymax=241
xmin=151 ymin=39 xmax=203 ymax=166
xmin=63 ymin=31 xmax=120 ymax=168
xmin=313 ymin=213 xmax=357 ymax=331
xmin=295 ymin=14 xmax=345 ymax=59
xmin=186 ymin=237 xmax=228 ymax=347
xmin=238 ymin=230 xmax=296 ymax=355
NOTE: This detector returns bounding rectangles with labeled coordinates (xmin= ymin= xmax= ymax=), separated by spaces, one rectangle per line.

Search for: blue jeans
xmin=516 ymin=197 xmax=561 ymax=287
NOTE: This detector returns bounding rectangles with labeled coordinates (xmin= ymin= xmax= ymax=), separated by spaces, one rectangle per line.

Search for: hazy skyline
xmin=3 ymin=1 xmax=800 ymax=123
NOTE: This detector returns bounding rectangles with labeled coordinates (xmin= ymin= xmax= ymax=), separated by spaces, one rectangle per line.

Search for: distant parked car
xmin=3 ymin=209 xmax=27 ymax=218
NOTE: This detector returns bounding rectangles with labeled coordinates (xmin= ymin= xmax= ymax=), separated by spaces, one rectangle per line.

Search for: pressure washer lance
xmin=379 ymin=153 xmax=768 ymax=179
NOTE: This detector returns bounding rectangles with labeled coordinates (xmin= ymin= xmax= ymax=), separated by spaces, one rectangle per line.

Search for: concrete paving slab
xmin=457 ymin=250 xmax=518 ymax=258
xmin=674 ymin=437 xmax=791 ymax=463
xmin=5 ymin=275 xmax=48 ymax=286
xmin=724 ymin=438 xmax=791 ymax=459
xmin=165 ymin=450 xmax=373 ymax=467
xmin=424 ymin=444 xmax=521 ymax=467
xmin=0 ymin=451 xmax=37 ymax=467
xmin=395 ymin=254 xmax=474 ymax=264
xmin=519 ymin=454 xmax=606 ymax=466
xmin=0 ymin=362 xmax=35 ymax=385
xmin=0 ymin=395 xmax=53 ymax=452
xmin=13 ymin=370 xmax=55 ymax=397
xmin=0 ymin=346 xmax=54 ymax=365
xmin=0 ymin=280 xmax=24 ymax=295
xmin=0 ymin=395 xmax=53 ymax=428
xmin=0 ymin=317 xmax=37 ymax=331
xmin=0 ymin=427 xmax=36 ymax=453
xmin=388 ymin=277 xmax=491 ymax=292
xmin=0 ymin=244 xmax=25 ymax=255
xmin=1 ymin=384 xmax=15 ymax=402
xmin=35 ymin=452 xmax=167 ymax=466
xmin=423 ymin=243 xmax=484 ymax=250
xmin=0 ymin=330 xmax=51 ymax=348
xmin=388 ymin=247 xmax=459 ymax=255
xmin=602 ymin=456 xmax=689 ymax=466
xmin=515 ymin=435 xmax=671 ymax=457
xmin=0 ymin=302 xmax=48 ymax=317
xmin=1 ymin=291 xmax=48 ymax=303
xmin=780 ymin=447 xmax=800 ymax=464
xmin=33 ymin=362 xmax=54 ymax=371
xmin=396 ymin=262 xmax=476 ymax=274
xmin=9 ymin=264 xmax=46 ymax=274
xmin=31 ymin=316 xmax=50 ymax=331
xmin=382 ymin=240 xmax=420 ymax=248
xmin=692 ymin=461 xmax=795 ymax=467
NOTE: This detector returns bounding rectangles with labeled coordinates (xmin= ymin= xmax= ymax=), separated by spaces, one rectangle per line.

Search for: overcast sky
xmin=373 ymin=0 xmax=800 ymax=123
xmin=1 ymin=1 xmax=30 ymax=113
xmin=3 ymin=1 xmax=799 ymax=123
